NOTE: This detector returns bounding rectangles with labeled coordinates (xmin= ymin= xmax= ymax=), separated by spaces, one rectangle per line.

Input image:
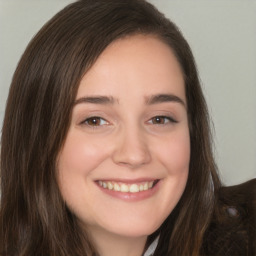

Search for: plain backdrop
xmin=0 ymin=0 xmax=256 ymax=185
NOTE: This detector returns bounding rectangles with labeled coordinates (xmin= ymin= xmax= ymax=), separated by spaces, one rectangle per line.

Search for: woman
xmin=0 ymin=0 xmax=254 ymax=255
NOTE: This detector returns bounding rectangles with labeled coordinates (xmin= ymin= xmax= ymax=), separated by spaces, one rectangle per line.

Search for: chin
xmin=101 ymin=219 xmax=163 ymax=238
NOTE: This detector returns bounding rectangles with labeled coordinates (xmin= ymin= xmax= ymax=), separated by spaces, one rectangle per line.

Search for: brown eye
xmin=152 ymin=116 xmax=166 ymax=124
xmin=149 ymin=116 xmax=177 ymax=125
xmin=84 ymin=117 xmax=108 ymax=126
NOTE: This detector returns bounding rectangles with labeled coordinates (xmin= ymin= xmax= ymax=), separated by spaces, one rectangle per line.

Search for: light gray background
xmin=0 ymin=0 xmax=255 ymax=185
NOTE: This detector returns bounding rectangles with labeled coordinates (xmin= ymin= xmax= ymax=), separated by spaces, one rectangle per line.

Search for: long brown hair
xmin=0 ymin=0 xmax=221 ymax=255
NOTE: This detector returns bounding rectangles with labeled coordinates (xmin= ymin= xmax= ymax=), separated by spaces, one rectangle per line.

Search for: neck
xmin=87 ymin=226 xmax=147 ymax=256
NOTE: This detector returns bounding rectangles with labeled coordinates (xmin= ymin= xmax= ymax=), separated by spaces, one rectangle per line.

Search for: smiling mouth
xmin=97 ymin=180 xmax=159 ymax=193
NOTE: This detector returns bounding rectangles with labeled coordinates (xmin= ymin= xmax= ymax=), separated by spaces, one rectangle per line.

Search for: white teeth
xmin=107 ymin=182 xmax=113 ymax=190
xmin=98 ymin=180 xmax=156 ymax=193
xmin=120 ymin=184 xmax=129 ymax=192
xmin=129 ymin=184 xmax=139 ymax=193
xmin=114 ymin=183 xmax=120 ymax=191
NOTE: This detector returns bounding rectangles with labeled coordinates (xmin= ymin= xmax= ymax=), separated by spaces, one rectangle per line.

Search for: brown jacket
xmin=203 ymin=179 xmax=256 ymax=256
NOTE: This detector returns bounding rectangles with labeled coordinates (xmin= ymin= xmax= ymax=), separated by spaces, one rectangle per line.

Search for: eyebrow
xmin=74 ymin=96 xmax=116 ymax=106
xmin=73 ymin=93 xmax=186 ymax=108
xmin=145 ymin=94 xmax=186 ymax=107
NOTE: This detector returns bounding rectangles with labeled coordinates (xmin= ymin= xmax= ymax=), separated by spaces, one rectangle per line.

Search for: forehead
xmin=77 ymin=34 xmax=185 ymax=103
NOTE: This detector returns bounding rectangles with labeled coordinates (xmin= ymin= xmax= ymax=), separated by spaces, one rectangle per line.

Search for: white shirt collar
xmin=143 ymin=236 xmax=159 ymax=256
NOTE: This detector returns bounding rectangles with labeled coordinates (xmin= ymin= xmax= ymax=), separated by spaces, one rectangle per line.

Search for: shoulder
xmin=202 ymin=179 xmax=256 ymax=256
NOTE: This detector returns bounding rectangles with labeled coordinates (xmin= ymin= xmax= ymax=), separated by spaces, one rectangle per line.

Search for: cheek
xmin=56 ymin=132 xmax=111 ymax=213
xmin=56 ymin=132 xmax=111 ymax=220
xmin=58 ymin=131 xmax=109 ymax=178
xmin=147 ymin=130 xmax=190 ymax=229
xmin=155 ymin=130 xmax=190 ymax=174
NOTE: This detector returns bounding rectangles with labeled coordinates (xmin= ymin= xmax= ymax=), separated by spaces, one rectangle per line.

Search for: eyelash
xmin=81 ymin=115 xmax=177 ymax=128
xmin=81 ymin=116 xmax=109 ymax=127
xmin=147 ymin=116 xmax=178 ymax=125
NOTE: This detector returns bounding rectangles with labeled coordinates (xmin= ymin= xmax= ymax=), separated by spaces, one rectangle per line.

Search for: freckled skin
xmin=57 ymin=35 xmax=190 ymax=253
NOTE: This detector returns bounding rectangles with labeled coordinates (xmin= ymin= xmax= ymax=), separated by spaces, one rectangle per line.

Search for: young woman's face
xmin=57 ymin=35 xmax=190 ymax=239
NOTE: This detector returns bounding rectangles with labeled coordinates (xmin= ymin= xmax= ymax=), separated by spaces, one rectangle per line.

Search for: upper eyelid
xmin=80 ymin=116 xmax=109 ymax=125
xmin=147 ymin=115 xmax=178 ymax=123
xmin=76 ymin=110 xmax=179 ymax=125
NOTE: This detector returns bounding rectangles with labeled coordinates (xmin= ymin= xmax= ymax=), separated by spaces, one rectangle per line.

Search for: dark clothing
xmin=202 ymin=179 xmax=256 ymax=256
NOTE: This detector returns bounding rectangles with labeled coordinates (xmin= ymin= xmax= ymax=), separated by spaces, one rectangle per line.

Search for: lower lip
xmin=96 ymin=180 xmax=161 ymax=202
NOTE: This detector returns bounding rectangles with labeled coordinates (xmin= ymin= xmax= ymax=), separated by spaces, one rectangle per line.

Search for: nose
xmin=112 ymin=128 xmax=151 ymax=169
